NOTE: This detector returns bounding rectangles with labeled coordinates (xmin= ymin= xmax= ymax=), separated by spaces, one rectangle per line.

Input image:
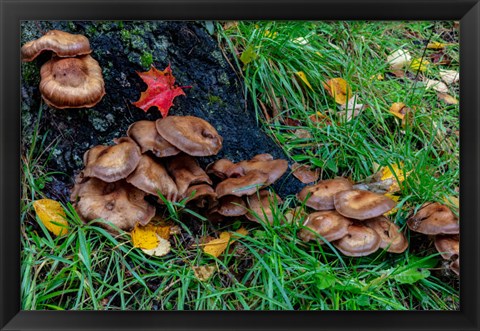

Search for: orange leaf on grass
xmin=322 ymin=78 xmax=352 ymax=105
xmin=132 ymin=64 xmax=187 ymax=117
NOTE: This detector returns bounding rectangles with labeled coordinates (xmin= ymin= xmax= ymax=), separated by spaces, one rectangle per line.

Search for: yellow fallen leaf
xmin=443 ymin=196 xmax=459 ymax=209
xmin=192 ymin=265 xmax=217 ymax=282
xmin=295 ymin=71 xmax=313 ymax=90
xmin=156 ymin=225 xmax=171 ymax=240
xmin=380 ymin=163 xmax=409 ymax=192
xmin=141 ymin=234 xmax=171 ymax=256
xmin=203 ymin=232 xmax=231 ymax=257
xmin=131 ymin=224 xmax=159 ymax=250
xmin=33 ymin=199 xmax=69 ymax=236
xmin=323 ymin=78 xmax=352 ymax=105
xmin=387 ymin=49 xmax=411 ymax=70
xmin=370 ymin=73 xmax=384 ymax=81
xmin=384 ymin=193 xmax=400 ymax=215
xmin=389 ymin=102 xmax=407 ymax=120
xmin=409 ymin=58 xmax=430 ymax=72
xmin=231 ymin=227 xmax=249 ymax=242
xmin=437 ymin=93 xmax=458 ymax=105
xmin=427 ymin=42 xmax=446 ymax=50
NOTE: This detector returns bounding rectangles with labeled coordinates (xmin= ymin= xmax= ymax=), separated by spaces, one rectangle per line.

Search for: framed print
xmin=1 ymin=0 xmax=479 ymax=330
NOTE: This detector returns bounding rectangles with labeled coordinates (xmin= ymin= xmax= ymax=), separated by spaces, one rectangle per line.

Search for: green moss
xmin=207 ymin=95 xmax=224 ymax=106
xmin=21 ymin=62 xmax=40 ymax=86
xmin=120 ymin=29 xmax=131 ymax=43
xmin=140 ymin=52 xmax=154 ymax=68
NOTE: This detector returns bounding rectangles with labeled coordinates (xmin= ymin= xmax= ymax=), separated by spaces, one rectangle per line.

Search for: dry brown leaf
xmin=291 ymin=163 xmax=320 ymax=183
xmin=387 ymin=49 xmax=412 ymax=70
xmin=293 ymin=129 xmax=312 ymax=139
xmin=338 ymin=95 xmax=364 ymax=121
xmin=437 ymin=93 xmax=459 ymax=105
xmin=169 ymin=225 xmax=182 ymax=235
xmin=439 ymin=69 xmax=459 ymax=85
xmin=203 ymin=232 xmax=231 ymax=257
xmin=192 ymin=265 xmax=217 ymax=281
xmin=323 ymin=78 xmax=352 ymax=105
xmin=33 ymin=199 xmax=69 ymax=236
xmin=425 ymin=79 xmax=449 ymax=93
xmin=156 ymin=225 xmax=171 ymax=240
xmin=141 ymin=235 xmax=171 ymax=256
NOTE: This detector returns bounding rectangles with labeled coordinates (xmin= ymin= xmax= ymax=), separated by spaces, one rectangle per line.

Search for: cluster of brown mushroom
xmin=296 ymin=178 xmax=408 ymax=257
xmin=21 ymin=30 xmax=105 ymax=109
xmin=407 ymin=202 xmax=460 ymax=275
xmin=70 ymin=115 xmax=289 ymax=232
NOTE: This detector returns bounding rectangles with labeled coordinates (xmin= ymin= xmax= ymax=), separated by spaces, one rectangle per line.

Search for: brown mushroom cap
xmin=81 ymin=137 xmax=141 ymax=182
xmin=334 ymin=189 xmax=396 ymax=220
xmin=185 ymin=184 xmax=217 ymax=208
xmin=364 ymin=216 xmax=408 ymax=253
xmin=205 ymin=159 xmax=236 ymax=180
xmin=127 ymin=120 xmax=180 ymax=157
xmin=39 ymin=55 xmax=105 ymax=109
xmin=73 ymin=180 xmax=155 ymax=232
xmin=167 ymin=154 xmax=212 ymax=197
xmin=70 ymin=177 xmax=116 ymax=202
xmin=126 ymin=154 xmax=178 ymax=201
xmin=215 ymin=171 xmax=269 ymax=198
xmin=449 ymin=258 xmax=460 ymax=276
xmin=155 ymin=116 xmax=223 ymax=156
xmin=21 ymin=30 xmax=92 ymax=62
xmin=297 ymin=178 xmax=353 ymax=210
xmin=407 ymin=202 xmax=459 ymax=235
xmin=244 ymin=190 xmax=282 ymax=224
xmin=225 ymin=155 xmax=288 ymax=186
xmin=434 ymin=235 xmax=459 ymax=260
xmin=333 ymin=224 xmax=381 ymax=257
xmin=298 ymin=210 xmax=352 ymax=243
xmin=215 ymin=196 xmax=247 ymax=217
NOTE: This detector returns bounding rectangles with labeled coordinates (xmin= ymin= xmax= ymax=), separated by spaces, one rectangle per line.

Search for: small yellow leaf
xmin=437 ymin=93 xmax=458 ymax=105
xmin=443 ymin=196 xmax=459 ymax=209
xmin=203 ymin=232 xmax=231 ymax=257
xmin=370 ymin=73 xmax=384 ymax=81
xmin=231 ymin=227 xmax=249 ymax=242
xmin=192 ymin=265 xmax=217 ymax=282
xmin=295 ymin=71 xmax=313 ymax=90
xmin=389 ymin=102 xmax=407 ymax=120
xmin=323 ymin=78 xmax=352 ymax=105
xmin=141 ymin=234 xmax=171 ymax=256
xmin=264 ymin=30 xmax=278 ymax=38
xmin=409 ymin=58 xmax=430 ymax=72
xmin=156 ymin=225 xmax=171 ymax=240
xmin=427 ymin=42 xmax=446 ymax=50
xmin=315 ymin=51 xmax=323 ymax=58
xmin=384 ymin=194 xmax=400 ymax=215
xmin=380 ymin=163 xmax=409 ymax=193
xmin=33 ymin=199 xmax=69 ymax=236
xmin=131 ymin=224 xmax=159 ymax=250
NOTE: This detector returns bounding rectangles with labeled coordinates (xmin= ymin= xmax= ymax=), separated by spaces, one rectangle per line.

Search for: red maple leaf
xmin=132 ymin=64 xmax=187 ymax=117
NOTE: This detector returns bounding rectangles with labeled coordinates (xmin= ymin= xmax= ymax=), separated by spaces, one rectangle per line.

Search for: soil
xmin=21 ymin=21 xmax=305 ymax=202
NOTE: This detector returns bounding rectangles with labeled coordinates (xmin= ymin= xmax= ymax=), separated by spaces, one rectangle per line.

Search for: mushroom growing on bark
xmin=156 ymin=116 xmax=223 ymax=156
xmin=215 ymin=196 xmax=247 ymax=217
xmin=215 ymin=171 xmax=269 ymax=198
xmin=298 ymin=210 xmax=352 ymax=243
xmin=71 ymin=178 xmax=155 ymax=232
xmin=297 ymin=178 xmax=353 ymax=210
xmin=333 ymin=224 xmax=381 ymax=257
xmin=364 ymin=216 xmax=408 ymax=253
xmin=39 ymin=55 xmax=105 ymax=108
xmin=167 ymin=154 xmax=212 ymax=197
xmin=126 ymin=154 xmax=178 ymax=201
xmin=244 ymin=190 xmax=282 ymax=224
xmin=81 ymin=137 xmax=141 ymax=183
xmin=127 ymin=120 xmax=180 ymax=157
xmin=225 ymin=154 xmax=288 ymax=186
xmin=334 ymin=189 xmax=396 ymax=220
xmin=185 ymin=184 xmax=217 ymax=208
xmin=434 ymin=235 xmax=460 ymax=276
xmin=407 ymin=202 xmax=459 ymax=235
xmin=21 ymin=30 xmax=92 ymax=62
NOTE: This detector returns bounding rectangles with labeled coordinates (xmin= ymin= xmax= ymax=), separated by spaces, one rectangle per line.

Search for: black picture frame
xmin=1 ymin=0 xmax=479 ymax=330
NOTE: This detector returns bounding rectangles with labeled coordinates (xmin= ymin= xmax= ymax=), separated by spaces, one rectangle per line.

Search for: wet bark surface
xmin=21 ymin=21 xmax=305 ymax=202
